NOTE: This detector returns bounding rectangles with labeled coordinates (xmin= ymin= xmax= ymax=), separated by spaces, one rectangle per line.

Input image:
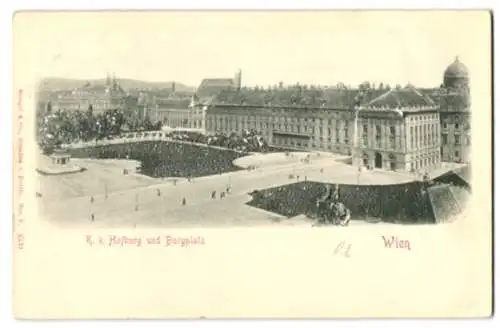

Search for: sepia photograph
xmin=12 ymin=10 xmax=492 ymax=319
xmin=34 ymin=19 xmax=472 ymax=229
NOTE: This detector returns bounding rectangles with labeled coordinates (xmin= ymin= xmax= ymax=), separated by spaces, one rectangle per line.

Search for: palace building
xmin=353 ymin=87 xmax=441 ymax=172
xmin=205 ymin=58 xmax=471 ymax=172
xmin=49 ymin=73 xmax=129 ymax=112
xmin=169 ymin=69 xmax=244 ymax=132
xmin=432 ymin=57 xmax=471 ymax=164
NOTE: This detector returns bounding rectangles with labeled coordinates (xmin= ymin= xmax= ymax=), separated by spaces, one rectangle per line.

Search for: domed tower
xmin=443 ymin=57 xmax=469 ymax=89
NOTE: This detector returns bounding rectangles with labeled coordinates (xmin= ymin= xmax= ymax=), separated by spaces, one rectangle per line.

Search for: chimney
xmin=172 ymin=81 xmax=176 ymax=93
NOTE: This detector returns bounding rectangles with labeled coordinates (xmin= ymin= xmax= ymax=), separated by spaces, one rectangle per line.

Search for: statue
xmin=314 ymin=184 xmax=350 ymax=226
xmin=332 ymin=201 xmax=351 ymax=226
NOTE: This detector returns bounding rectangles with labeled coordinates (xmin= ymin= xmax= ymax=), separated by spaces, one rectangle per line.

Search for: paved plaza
xmin=36 ymin=150 xmax=463 ymax=228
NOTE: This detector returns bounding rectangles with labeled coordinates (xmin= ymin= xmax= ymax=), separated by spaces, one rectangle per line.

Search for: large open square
xmin=35 ymin=145 xmax=466 ymax=228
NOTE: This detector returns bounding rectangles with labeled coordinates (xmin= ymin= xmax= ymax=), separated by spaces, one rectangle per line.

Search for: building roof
xmin=444 ymin=57 xmax=469 ymax=79
xmin=365 ymin=86 xmax=436 ymax=109
xmin=56 ymin=82 xmax=127 ymax=98
xmin=424 ymin=88 xmax=470 ymax=112
xmin=452 ymin=165 xmax=471 ymax=185
xmin=196 ymin=78 xmax=235 ymax=99
xmin=51 ymin=149 xmax=70 ymax=158
xmin=212 ymin=85 xmax=408 ymax=109
xmin=155 ymin=99 xmax=191 ymax=109
xmin=198 ymin=78 xmax=234 ymax=88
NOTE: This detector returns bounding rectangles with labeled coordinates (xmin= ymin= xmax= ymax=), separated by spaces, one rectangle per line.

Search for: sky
xmin=14 ymin=11 xmax=491 ymax=88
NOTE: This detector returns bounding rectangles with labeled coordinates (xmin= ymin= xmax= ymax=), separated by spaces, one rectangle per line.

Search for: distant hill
xmin=38 ymin=77 xmax=196 ymax=92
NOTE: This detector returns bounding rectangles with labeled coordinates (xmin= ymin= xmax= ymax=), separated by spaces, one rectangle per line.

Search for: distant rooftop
xmin=364 ymin=86 xmax=436 ymax=109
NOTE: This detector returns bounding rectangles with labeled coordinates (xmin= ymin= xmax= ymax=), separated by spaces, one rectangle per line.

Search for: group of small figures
xmin=313 ymin=200 xmax=352 ymax=227
xmin=211 ymin=185 xmax=232 ymax=200
xmin=288 ymin=174 xmax=308 ymax=181
xmin=156 ymin=184 xmax=233 ymax=207
xmin=312 ymin=184 xmax=351 ymax=227
xmin=88 ymin=183 xmax=233 ymax=221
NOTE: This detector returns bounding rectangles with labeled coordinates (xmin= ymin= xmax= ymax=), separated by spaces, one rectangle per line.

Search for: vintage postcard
xmin=12 ymin=11 xmax=492 ymax=318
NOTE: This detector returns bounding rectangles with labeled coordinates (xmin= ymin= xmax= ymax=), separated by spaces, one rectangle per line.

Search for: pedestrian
xmin=90 ymin=213 xmax=95 ymax=221
xmin=182 ymin=197 xmax=186 ymax=206
xmin=156 ymin=188 xmax=161 ymax=197
xmin=211 ymin=190 xmax=216 ymax=199
xmin=90 ymin=196 xmax=94 ymax=204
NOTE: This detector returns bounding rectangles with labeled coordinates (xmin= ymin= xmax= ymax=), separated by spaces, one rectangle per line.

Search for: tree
xmin=154 ymin=121 xmax=162 ymax=131
xmin=143 ymin=116 xmax=154 ymax=131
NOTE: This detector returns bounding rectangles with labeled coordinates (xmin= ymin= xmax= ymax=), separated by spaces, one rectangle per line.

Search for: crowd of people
xmin=247 ymin=180 xmax=442 ymax=224
xmin=69 ymin=140 xmax=246 ymax=179
xmin=205 ymin=130 xmax=270 ymax=152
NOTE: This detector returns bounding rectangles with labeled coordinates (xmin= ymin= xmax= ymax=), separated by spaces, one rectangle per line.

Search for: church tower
xmin=234 ymin=69 xmax=242 ymax=90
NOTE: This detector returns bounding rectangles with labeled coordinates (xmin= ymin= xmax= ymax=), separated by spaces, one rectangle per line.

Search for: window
xmin=454 ymin=134 xmax=461 ymax=145
xmin=455 ymin=123 xmax=460 ymax=130
xmin=442 ymin=133 xmax=448 ymax=145
xmin=424 ymin=125 xmax=428 ymax=146
xmin=443 ymin=123 xmax=448 ymax=129
xmin=375 ymin=125 xmax=381 ymax=148
xmin=362 ymin=124 xmax=368 ymax=146
xmin=418 ymin=126 xmax=423 ymax=147
xmin=410 ymin=127 xmax=414 ymax=150
xmin=455 ymin=150 xmax=460 ymax=158
xmin=389 ymin=126 xmax=396 ymax=149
